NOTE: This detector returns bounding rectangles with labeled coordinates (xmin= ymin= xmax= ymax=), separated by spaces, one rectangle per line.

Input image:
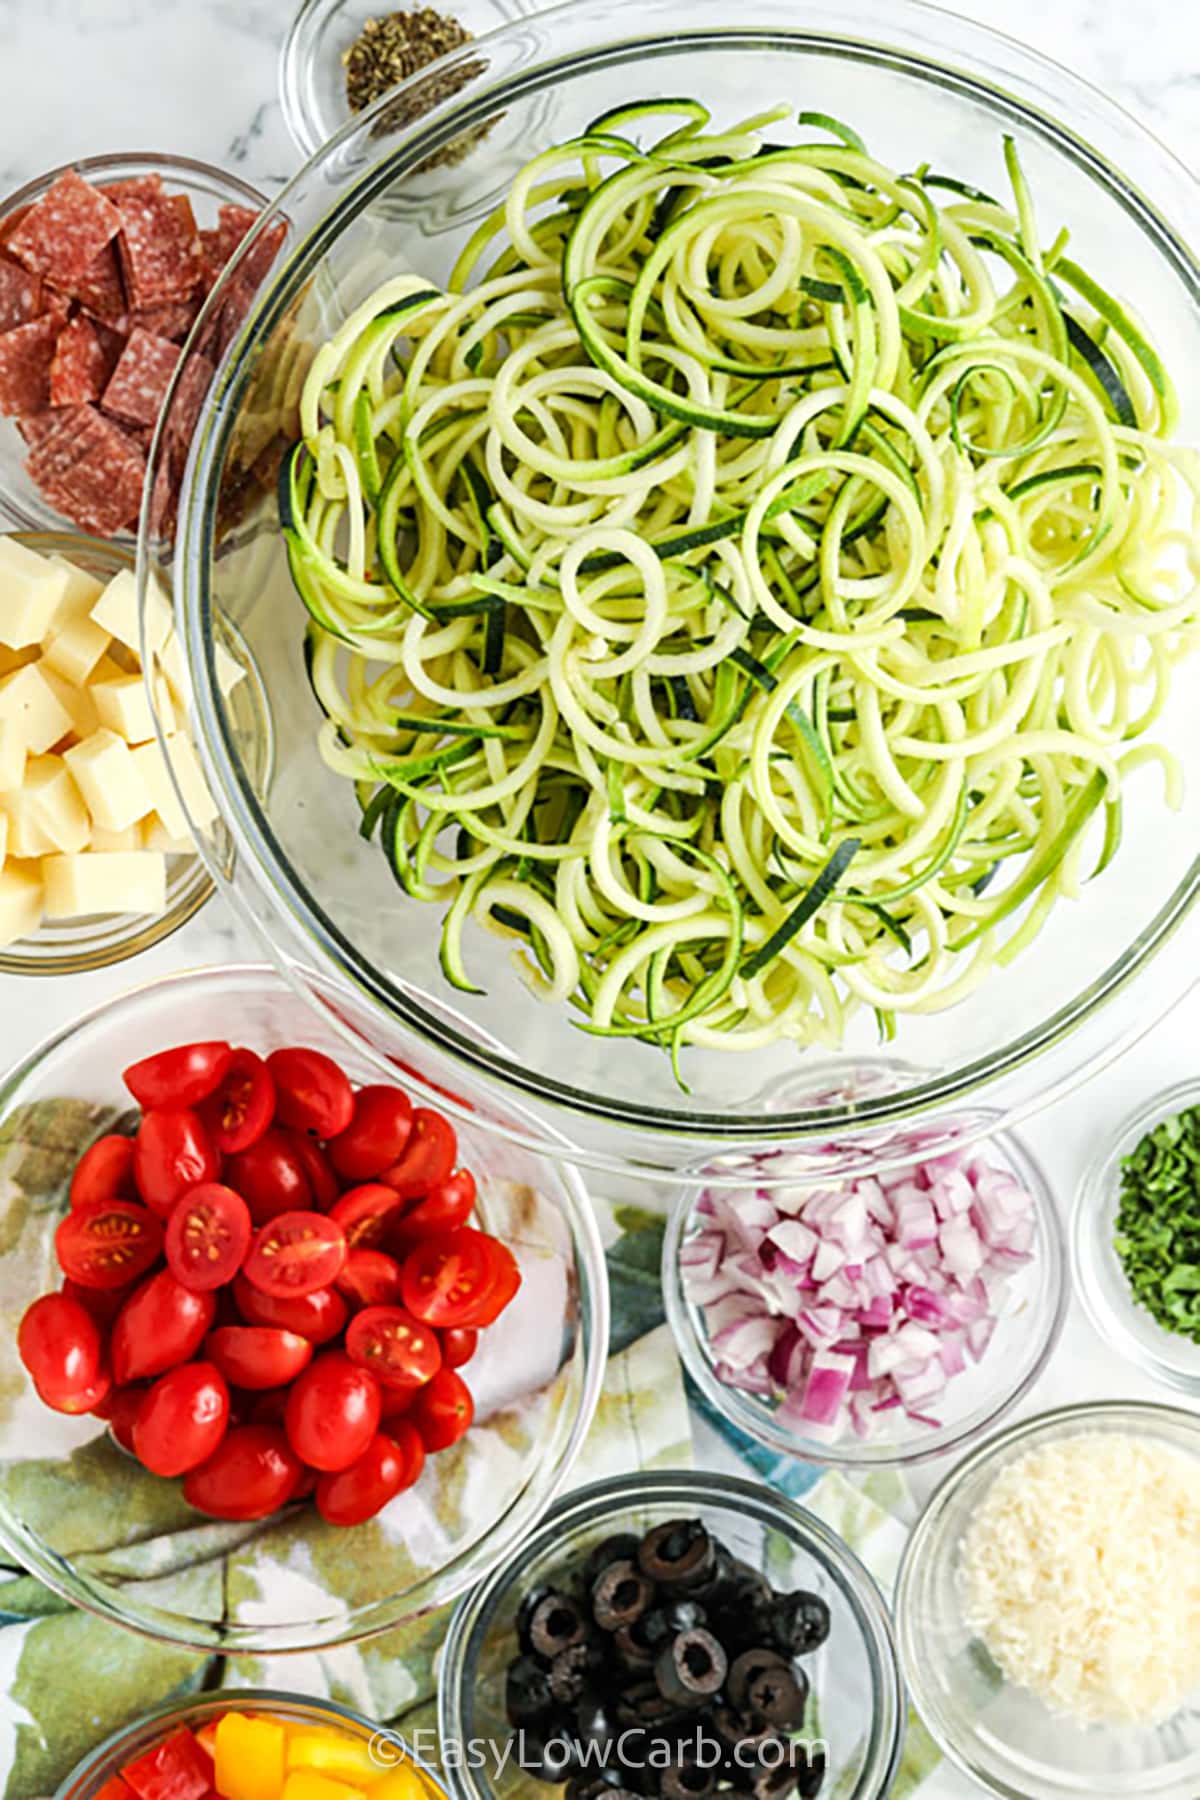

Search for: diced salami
xmin=164 ymin=349 xmax=215 ymax=447
xmin=112 ymin=181 xmax=204 ymax=307
xmin=7 ymin=169 xmax=123 ymax=284
xmin=129 ymin=296 xmax=200 ymax=343
xmin=0 ymin=314 xmax=61 ymax=415
xmin=56 ymin=413 xmax=147 ymax=534
xmin=0 ymin=256 xmax=43 ymax=333
xmin=101 ymin=326 xmax=181 ymax=425
xmin=49 ymin=313 xmax=117 ymax=406
xmin=26 ymin=403 xmax=113 ymax=483
xmin=58 ymin=239 xmax=127 ymax=323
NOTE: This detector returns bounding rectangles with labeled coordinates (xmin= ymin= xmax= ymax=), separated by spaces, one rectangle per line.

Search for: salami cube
xmin=0 ymin=314 xmax=62 ymax=415
xmin=6 ymin=171 xmax=123 ymax=285
xmin=129 ymin=297 xmax=201 ymax=344
xmin=57 ymin=239 xmax=127 ymax=323
xmin=101 ymin=327 xmax=181 ymax=426
xmin=56 ymin=415 xmax=147 ymax=535
xmin=26 ymin=404 xmax=113 ymax=484
xmin=0 ymin=257 xmax=43 ymax=333
xmin=50 ymin=314 xmax=118 ymax=407
xmin=112 ymin=182 xmax=204 ymax=307
xmin=164 ymin=350 xmax=215 ymax=449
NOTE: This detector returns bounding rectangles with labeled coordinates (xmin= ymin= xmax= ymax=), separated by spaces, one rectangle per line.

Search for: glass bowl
xmin=145 ymin=0 xmax=1200 ymax=1186
xmin=437 ymin=1469 xmax=905 ymax=1800
xmin=0 ymin=153 xmax=268 ymax=544
xmin=663 ymin=1118 xmax=1069 ymax=1468
xmin=895 ymin=1400 xmax=1200 ymax=1799
xmin=0 ymin=962 xmax=608 ymax=1654
xmin=0 ymin=530 xmax=212 ymax=974
xmin=1072 ymin=1080 xmax=1200 ymax=1396
xmin=59 ymin=1690 xmax=441 ymax=1800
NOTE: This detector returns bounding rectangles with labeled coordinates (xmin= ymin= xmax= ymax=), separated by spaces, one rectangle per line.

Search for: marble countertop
xmin=0 ymin=0 xmax=1197 ymax=1792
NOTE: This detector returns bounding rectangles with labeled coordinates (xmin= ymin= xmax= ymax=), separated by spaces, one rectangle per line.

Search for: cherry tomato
xmin=69 ymin=1135 xmax=136 ymax=1210
xmin=345 ymin=1305 xmax=441 ymax=1389
xmin=133 ymin=1362 xmax=229 ymax=1477
xmin=281 ymin=1130 xmax=340 ymax=1210
xmin=328 ymin=1183 xmax=405 ymax=1249
xmin=399 ymin=1229 xmax=500 ymax=1329
xmin=198 ymin=1048 xmax=275 ymax=1155
xmin=336 ymin=1248 xmax=403 ymax=1309
xmin=379 ymin=1107 xmax=456 ymax=1202
xmin=470 ymin=1234 xmax=522 ymax=1325
xmin=111 ymin=1271 xmax=216 ymax=1385
xmin=133 ymin=1109 xmax=221 ymax=1219
xmin=206 ymin=1326 xmax=313 ymax=1390
xmin=104 ymin=1382 xmax=149 ymax=1453
xmin=183 ymin=1425 xmax=304 ymax=1520
xmin=408 ymin=1368 xmax=474 ymax=1452
xmin=439 ymin=1326 xmax=478 ymax=1369
xmin=378 ymin=1383 xmax=415 ymax=1421
xmin=389 ymin=1168 xmax=476 ymax=1250
xmin=232 ymin=1275 xmax=348 ymax=1345
xmin=247 ymin=1386 xmax=290 ymax=1426
xmin=18 ymin=1292 xmax=103 ymax=1406
xmin=55 ymin=1198 xmax=163 ymax=1290
xmin=327 ymin=1085 xmax=414 ymax=1183
xmin=164 ymin=1184 xmax=252 ymax=1291
xmin=61 ymin=1275 xmax=138 ymax=1329
xmin=266 ymin=1047 xmax=355 ymax=1139
xmin=123 ymin=1042 xmax=233 ymax=1111
xmin=44 ymin=1368 xmax=113 ymax=1415
xmin=315 ymin=1430 xmax=417 ymax=1525
xmin=242 ymin=1211 xmax=347 ymax=1298
xmin=224 ymin=1129 xmax=313 ymax=1225
xmin=284 ymin=1350 xmax=381 ymax=1471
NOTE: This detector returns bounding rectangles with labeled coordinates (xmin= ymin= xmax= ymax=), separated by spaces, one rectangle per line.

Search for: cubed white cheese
xmin=0 ymin=719 xmax=25 ymax=793
xmin=165 ymin=731 xmax=217 ymax=828
xmin=159 ymin=630 xmax=188 ymax=707
xmin=0 ymin=645 xmax=38 ymax=679
xmin=41 ymin=611 xmax=111 ymax=688
xmin=63 ymin=729 xmax=153 ymax=832
xmin=90 ymin=823 xmax=142 ymax=852
xmin=48 ymin=556 xmax=104 ymax=619
xmin=0 ymin=810 xmax=6 ymax=873
xmin=0 ymin=539 xmax=70 ymax=649
xmin=216 ymin=640 xmax=246 ymax=699
xmin=2 ymin=792 xmax=55 ymax=859
xmin=92 ymin=673 xmax=157 ymax=745
xmin=130 ymin=738 xmax=188 ymax=838
xmin=141 ymin=811 xmax=194 ymax=855
xmin=90 ymin=569 xmax=172 ymax=659
xmin=0 ymin=862 xmax=42 ymax=945
xmin=0 ymin=664 xmax=74 ymax=756
xmin=43 ymin=851 xmax=166 ymax=919
xmin=23 ymin=755 xmax=90 ymax=854
xmin=38 ymin=665 xmax=98 ymax=746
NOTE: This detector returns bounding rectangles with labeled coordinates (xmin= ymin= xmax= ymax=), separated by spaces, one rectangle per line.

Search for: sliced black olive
xmin=638 ymin=1520 xmax=716 ymax=1590
xmin=654 ymin=1627 xmax=727 ymax=1706
xmin=614 ymin=1621 xmax=658 ymax=1670
xmin=550 ymin=1638 xmax=605 ymax=1705
xmin=795 ymin=1745 xmax=827 ymax=1797
xmin=658 ymin=1762 xmax=717 ymax=1800
xmin=528 ymin=1590 xmax=588 ymax=1659
xmin=505 ymin=1652 xmax=555 ymax=1725
xmin=712 ymin=1706 xmax=781 ymax=1758
xmin=765 ymin=1590 xmax=831 ymax=1657
xmin=726 ymin=1647 xmax=808 ymax=1727
xmin=617 ymin=1679 xmax=679 ymax=1727
xmin=584 ymin=1531 xmax=643 ymax=1586
xmin=593 ymin=1558 xmax=656 ymax=1631
xmin=727 ymin=1647 xmax=787 ymax=1713
xmin=576 ymin=1689 xmax=617 ymax=1747
xmin=515 ymin=1725 xmax=577 ymax=1783
xmin=516 ymin=1582 xmax=556 ymax=1652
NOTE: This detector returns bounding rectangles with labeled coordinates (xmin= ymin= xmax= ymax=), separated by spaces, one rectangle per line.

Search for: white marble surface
xmin=0 ymin=0 xmax=1197 ymax=1792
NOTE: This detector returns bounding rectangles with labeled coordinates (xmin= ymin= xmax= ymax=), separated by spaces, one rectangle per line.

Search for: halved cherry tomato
xmin=284 ymin=1350 xmax=381 ymax=1471
xmin=232 ymin=1275 xmax=347 ymax=1344
xmin=470 ymin=1233 xmax=522 ymax=1325
xmin=399 ymin=1229 xmax=498 ymax=1328
xmin=336 ymin=1248 xmax=403 ymax=1308
xmin=69 ymin=1134 xmax=135 ymax=1210
xmin=314 ymin=1429 xmax=416 ymax=1526
xmin=389 ymin=1168 xmax=476 ymax=1249
xmin=198 ymin=1048 xmax=275 ymax=1155
xmin=327 ymin=1085 xmax=414 ymax=1183
xmin=183 ymin=1424 xmax=303 ymax=1520
xmin=242 ymin=1210 xmax=347 ymax=1298
xmin=164 ymin=1184 xmax=252 ymax=1291
xmin=328 ymin=1182 xmax=404 ymax=1249
xmin=281 ymin=1129 xmax=340 ymax=1210
xmin=408 ymin=1367 xmax=474 ymax=1452
xmin=111 ymin=1271 xmax=216 ymax=1385
xmin=18 ymin=1292 xmax=103 ymax=1406
xmin=104 ymin=1382 xmax=149 ymax=1453
xmin=345 ymin=1305 xmax=441 ymax=1390
xmin=439 ymin=1326 xmax=478 ymax=1369
xmin=55 ymin=1199 xmax=163 ymax=1290
xmin=224 ymin=1129 xmax=313 ymax=1225
xmin=206 ymin=1326 xmax=313 ymax=1390
xmin=133 ymin=1109 xmax=221 ymax=1218
xmin=122 ymin=1726 xmax=212 ymax=1800
xmin=133 ymin=1362 xmax=230 ymax=1477
xmin=266 ymin=1047 xmax=355 ymax=1139
xmin=123 ymin=1042 xmax=233 ymax=1111
xmin=61 ymin=1275 xmax=138 ymax=1329
xmin=379 ymin=1107 xmax=456 ymax=1201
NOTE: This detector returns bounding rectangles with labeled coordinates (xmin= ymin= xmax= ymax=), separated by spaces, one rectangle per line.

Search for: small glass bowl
xmin=662 ymin=1123 xmax=1068 ymax=1468
xmin=438 ymin=1468 xmax=905 ymax=1800
xmin=1072 ymin=1080 xmax=1200 ymax=1395
xmin=0 ymin=529 xmax=212 ymax=974
xmin=0 ymin=962 xmax=609 ymax=1654
xmin=0 ymin=153 xmax=267 ymax=543
xmin=59 ymin=1691 xmax=443 ymax=1800
xmin=895 ymin=1400 xmax=1200 ymax=1799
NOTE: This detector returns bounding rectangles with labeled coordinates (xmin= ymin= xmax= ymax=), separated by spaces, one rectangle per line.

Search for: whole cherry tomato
xmin=61 ymin=1276 xmax=138 ymax=1330
xmin=206 ymin=1326 xmax=313 ymax=1390
xmin=133 ymin=1362 xmax=229 ymax=1477
xmin=439 ymin=1326 xmax=478 ymax=1370
xmin=55 ymin=1199 xmax=163 ymax=1289
xmin=133 ymin=1109 xmax=221 ymax=1218
xmin=183 ymin=1425 xmax=304 ymax=1520
xmin=241 ymin=1211 xmax=347 ymax=1298
xmin=198 ymin=1049 xmax=275 ymax=1155
xmin=69 ymin=1135 xmax=136 ymax=1210
xmin=104 ymin=1382 xmax=150 ymax=1453
xmin=284 ymin=1350 xmax=381 ymax=1471
xmin=111 ymin=1271 xmax=216 ymax=1385
xmin=232 ymin=1275 xmax=348 ymax=1345
xmin=164 ymin=1184 xmax=252 ymax=1291
xmin=123 ymin=1042 xmax=233 ymax=1110
xmin=281 ymin=1130 xmax=340 ymax=1210
xmin=327 ymin=1086 xmax=414 ymax=1183
xmin=336 ymin=1248 xmax=403 ymax=1309
xmin=379 ymin=1108 xmax=456 ymax=1202
xmin=389 ymin=1169 xmax=476 ymax=1250
xmin=224 ymin=1130 xmax=313 ymax=1225
xmin=408 ymin=1368 xmax=474 ymax=1452
xmin=266 ymin=1047 xmax=355 ymax=1139
xmin=345 ymin=1305 xmax=441 ymax=1390
xmin=328 ymin=1183 xmax=405 ymax=1250
xmin=314 ymin=1430 xmax=418 ymax=1526
xmin=18 ymin=1293 xmax=104 ymax=1409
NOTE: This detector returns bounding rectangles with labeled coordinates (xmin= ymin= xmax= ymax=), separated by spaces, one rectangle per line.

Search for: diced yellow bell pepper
xmin=281 ymin=1771 xmax=367 ymax=1800
xmin=287 ymin=1730 xmax=382 ymax=1783
xmin=368 ymin=1768 xmax=429 ymax=1800
xmin=215 ymin=1713 xmax=287 ymax=1800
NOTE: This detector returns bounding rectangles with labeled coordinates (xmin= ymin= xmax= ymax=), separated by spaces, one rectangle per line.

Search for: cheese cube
xmin=2 ymin=792 xmax=54 ymax=858
xmin=141 ymin=811 xmax=194 ymax=855
xmin=92 ymin=673 xmax=157 ymax=745
xmin=91 ymin=823 xmax=142 ymax=852
xmin=91 ymin=569 xmax=171 ymax=659
xmin=43 ymin=851 xmax=166 ymax=919
xmin=130 ymin=738 xmax=191 ymax=838
xmin=0 ymin=863 xmax=42 ymax=945
xmin=42 ymin=611 xmax=111 ymax=688
xmin=166 ymin=732 xmax=217 ymax=828
xmin=38 ymin=665 xmax=98 ymax=746
xmin=0 ymin=810 xmax=6 ymax=872
xmin=160 ymin=630 xmax=188 ymax=707
xmin=0 ymin=539 xmax=69 ymax=649
xmin=0 ymin=719 xmax=25 ymax=793
xmin=0 ymin=645 xmax=38 ymax=679
xmin=23 ymin=755 xmax=90 ymax=854
xmin=64 ymin=729 xmax=153 ymax=832
xmin=216 ymin=640 xmax=246 ymax=699
xmin=0 ymin=663 xmax=74 ymax=755
xmin=49 ymin=556 xmax=104 ymax=619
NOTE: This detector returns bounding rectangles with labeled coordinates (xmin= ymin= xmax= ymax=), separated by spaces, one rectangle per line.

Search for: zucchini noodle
xmin=283 ymin=102 xmax=1200 ymax=1068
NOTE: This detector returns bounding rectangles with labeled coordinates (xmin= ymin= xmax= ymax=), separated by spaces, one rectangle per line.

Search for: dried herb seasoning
xmin=1113 ymin=1102 xmax=1200 ymax=1341
xmin=342 ymin=9 xmax=488 ymax=162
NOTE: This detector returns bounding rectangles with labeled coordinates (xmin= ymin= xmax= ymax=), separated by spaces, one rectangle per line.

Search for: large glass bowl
xmin=437 ymin=1469 xmax=905 ymax=1800
xmin=0 ymin=963 xmax=608 ymax=1654
xmin=142 ymin=0 xmax=1200 ymax=1185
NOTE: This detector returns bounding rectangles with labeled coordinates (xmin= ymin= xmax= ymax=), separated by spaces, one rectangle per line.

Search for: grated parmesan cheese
xmin=959 ymin=1432 xmax=1200 ymax=1726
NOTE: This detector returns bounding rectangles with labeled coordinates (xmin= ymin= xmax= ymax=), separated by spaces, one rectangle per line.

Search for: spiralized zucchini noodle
xmin=283 ymin=101 xmax=1200 ymax=1071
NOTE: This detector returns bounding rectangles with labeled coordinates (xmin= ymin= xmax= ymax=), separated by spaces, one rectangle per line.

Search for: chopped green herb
xmin=1113 ymin=1103 xmax=1200 ymax=1342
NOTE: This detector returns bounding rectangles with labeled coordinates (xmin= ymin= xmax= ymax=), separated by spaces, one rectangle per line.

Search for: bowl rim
xmin=1071 ymin=1078 xmax=1200 ymax=1397
xmin=0 ymin=959 xmax=611 ymax=1656
xmin=436 ymin=1466 xmax=906 ymax=1800
xmin=0 ymin=528 xmax=213 ymax=975
xmin=164 ymin=0 xmax=1200 ymax=1157
xmin=662 ymin=1122 xmax=1070 ymax=1468
xmin=894 ymin=1397 xmax=1200 ymax=1799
